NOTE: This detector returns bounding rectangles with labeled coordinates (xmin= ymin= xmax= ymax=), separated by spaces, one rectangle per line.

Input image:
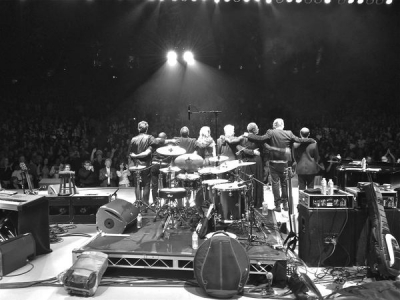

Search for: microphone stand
xmin=190 ymin=109 xmax=222 ymax=144
xmin=283 ymin=167 xmax=298 ymax=252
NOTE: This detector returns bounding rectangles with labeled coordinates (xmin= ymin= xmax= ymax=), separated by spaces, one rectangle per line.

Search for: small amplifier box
xmin=299 ymin=189 xmax=354 ymax=209
xmin=345 ymin=186 xmax=397 ymax=209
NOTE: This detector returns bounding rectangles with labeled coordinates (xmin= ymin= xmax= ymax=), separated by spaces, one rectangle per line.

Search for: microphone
xmin=188 ymin=105 xmax=191 ymax=120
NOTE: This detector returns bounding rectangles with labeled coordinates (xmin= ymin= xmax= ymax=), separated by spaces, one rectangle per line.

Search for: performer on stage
xmin=195 ymin=126 xmax=216 ymax=166
xmin=174 ymin=126 xmax=197 ymax=154
xmin=150 ymin=132 xmax=172 ymax=203
xmin=128 ymin=121 xmax=155 ymax=207
xmin=237 ymin=122 xmax=264 ymax=209
xmin=216 ymin=124 xmax=241 ymax=161
xmin=293 ymin=127 xmax=321 ymax=190
xmin=244 ymin=118 xmax=315 ymax=212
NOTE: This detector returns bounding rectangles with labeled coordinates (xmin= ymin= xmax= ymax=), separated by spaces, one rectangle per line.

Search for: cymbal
xmin=210 ymin=163 xmax=237 ymax=174
xmin=175 ymin=153 xmax=203 ymax=172
xmin=160 ymin=166 xmax=181 ymax=173
xmin=156 ymin=145 xmax=186 ymax=156
xmin=198 ymin=167 xmax=216 ymax=175
xmin=228 ymin=160 xmax=256 ymax=167
xmin=209 ymin=156 xmax=229 ymax=163
xmin=129 ymin=165 xmax=146 ymax=171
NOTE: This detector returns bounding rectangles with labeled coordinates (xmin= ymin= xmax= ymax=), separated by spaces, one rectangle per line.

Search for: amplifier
xmin=345 ymin=187 xmax=398 ymax=209
xmin=299 ymin=189 xmax=354 ymax=209
xmin=47 ymin=193 xmax=112 ymax=224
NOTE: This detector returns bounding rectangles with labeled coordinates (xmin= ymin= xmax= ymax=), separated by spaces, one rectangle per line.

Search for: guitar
xmin=19 ymin=162 xmax=38 ymax=195
xmin=365 ymin=182 xmax=400 ymax=279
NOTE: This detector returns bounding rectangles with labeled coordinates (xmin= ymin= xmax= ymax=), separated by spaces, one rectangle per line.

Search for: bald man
xmin=293 ymin=127 xmax=320 ymax=190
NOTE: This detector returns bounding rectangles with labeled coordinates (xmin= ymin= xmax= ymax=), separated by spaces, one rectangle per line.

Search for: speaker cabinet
xmin=96 ymin=199 xmax=139 ymax=234
xmin=298 ymin=205 xmax=355 ymax=267
xmin=0 ymin=195 xmax=51 ymax=256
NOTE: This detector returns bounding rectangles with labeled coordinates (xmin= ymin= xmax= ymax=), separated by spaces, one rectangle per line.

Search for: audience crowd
xmin=0 ymin=99 xmax=399 ymax=190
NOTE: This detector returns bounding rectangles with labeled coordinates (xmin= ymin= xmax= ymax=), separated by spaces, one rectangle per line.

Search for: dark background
xmin=0 ymin=0 xmax=399 ymax=128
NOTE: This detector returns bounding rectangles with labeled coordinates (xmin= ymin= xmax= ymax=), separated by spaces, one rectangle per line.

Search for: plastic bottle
xmin=321 ymin=178 xmax=327 ymax=195
xmin=361 ymin=158 xmax=366 ymax=171
xmin=328 ymin=179 xmax=334 ymax=195
xmin=262 ymin=199 xmax=269 ymax=216
xmin=192 ymin=231 xmax=198 ymax=250
xmin=137 ymin=213 xmax=142 ymax=229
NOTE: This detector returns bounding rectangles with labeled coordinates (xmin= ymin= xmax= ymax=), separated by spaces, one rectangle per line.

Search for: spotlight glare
xmin=183 ymin=51 xmax=195 ymax=65
xmin=167 ymin=51 xmax=177 ymax=66
xmin=296 ymin=0 xmax=302 ymax=3
xmin=348 ymin=0 xmax=354 ymax=3
xmin=214 ymin=0 xmax=220 ymax=3
xmin=244 ymin=0 xmax=250 ymax=2
xmin=386 ymin=0 xmax=392 ymax=4
xmin=287 ymin=0 xmax=293 ymax=3
xmin=266 ymin=0 xmax=272 ymax=3
xmin=357 ymin=0 xmax=363 ymax=3
xmin=324 ymin=0 xmax=331 ymax=3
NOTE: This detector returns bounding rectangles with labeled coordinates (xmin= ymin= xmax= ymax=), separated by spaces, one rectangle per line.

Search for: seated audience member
xmin=78 ymin=160 xmax=98 ymax=187
xmin=117 ymin=161 xmax=131 ymax=187
xmin=99 ymin=158 xmax=118 ymax=187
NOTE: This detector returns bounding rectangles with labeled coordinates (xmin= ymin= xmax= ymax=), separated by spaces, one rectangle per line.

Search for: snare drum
xmin=213 ymin=182 xmax=247 ymax=222
xmin=198 ymin=167 xmax=216 ymax=181
xmin=202 ymin=179 xmax=229 ymax=203
xmin=176 ymin=173 xmax=201 ymax=190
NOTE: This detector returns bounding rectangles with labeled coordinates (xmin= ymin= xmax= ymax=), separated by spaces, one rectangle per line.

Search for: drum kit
xmin=145 ymin=144 xmax=259 ymax=240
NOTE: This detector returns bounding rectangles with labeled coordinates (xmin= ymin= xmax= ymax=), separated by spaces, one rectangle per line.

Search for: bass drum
xmin=213 ymin=182 xmax=247 ymax=222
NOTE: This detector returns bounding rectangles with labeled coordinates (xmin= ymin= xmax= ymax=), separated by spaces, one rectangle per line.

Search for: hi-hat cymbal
xmin=160 ymin=166 xmax=181 ymax=173
xmin=175 ymin=153 xmax=203 ymax=172
xmin=129 ymin=165 xmax=146 ymax=171
xmin=156 ymin=145 xmax=186 ymax=156
xmin=228 ymin=160 xmax=256 ymax=167
xmin=209 ymin=156 xmax=229 ymax=163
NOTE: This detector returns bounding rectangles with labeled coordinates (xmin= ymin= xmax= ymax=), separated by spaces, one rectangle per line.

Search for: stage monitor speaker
xmin=96 ymin=199 xmax=139 ymax=234
xmin=297 ymin=205 xmax=355 ymax=267
xmin=0 ymin=233 xmax=36 ymax=276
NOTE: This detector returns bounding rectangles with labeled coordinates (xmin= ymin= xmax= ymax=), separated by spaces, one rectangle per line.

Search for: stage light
xmin=296 ymin=0 xmax=302 ymax=3
xmin=314 ymin=0 xmax=322 ymax=3
xmin=214 ymin=0 xmax=220 ymax=3
xmin=324 ymin=0 xmax=331 ymax=3
xmin=224 ymin=0 xmax=230 ymax=2
xmin=167 ymin=51 xmax=178 ymax=66
xmin=287 ymin=0 xmax=293 ymax=3
xmin=366 ymin=0 xmax=374 ymax=4
xmin=338 ymin=0 xmax=345 ymax=4
xmin=266 ymin=0 xmax=272 ymax=3
xmin=244 ymin=0 xmax=250 ymax=3
xmin=183 ymin=51 xmax=195 ymax=65
xmin=357 ymin=0 xmax=364 ymax=3
xmin=348 ymin=0 xmax=355 ymax=3
xmin=386 ymin=0 xmax=392 ymax=4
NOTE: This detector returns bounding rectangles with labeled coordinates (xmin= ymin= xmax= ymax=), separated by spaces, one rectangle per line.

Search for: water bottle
xmin=361 ymin=157 xmax=366 ymax=171
xmin=192 ymin=231 xmax=198 ymax=250
xmin=262 ymin=200 xmax=269 ymax=216
xmin=328 ymin=179 xmax=334 ymax=195
xmin=321 ymin=178 xmax=327 ymax=195
xmin=137 ymin=213 xmax=142 ymax=229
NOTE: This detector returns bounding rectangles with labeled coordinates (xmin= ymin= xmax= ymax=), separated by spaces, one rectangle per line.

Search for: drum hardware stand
xmin=282 ymin=167 xmax=297 ymax=252
xmin=159 ymin=199 xmax=192 ymax=239
xmin=133 ymin=167 xmax=155 ymax=213
xmin=239 ymin=171 xmax=267 ymax=245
